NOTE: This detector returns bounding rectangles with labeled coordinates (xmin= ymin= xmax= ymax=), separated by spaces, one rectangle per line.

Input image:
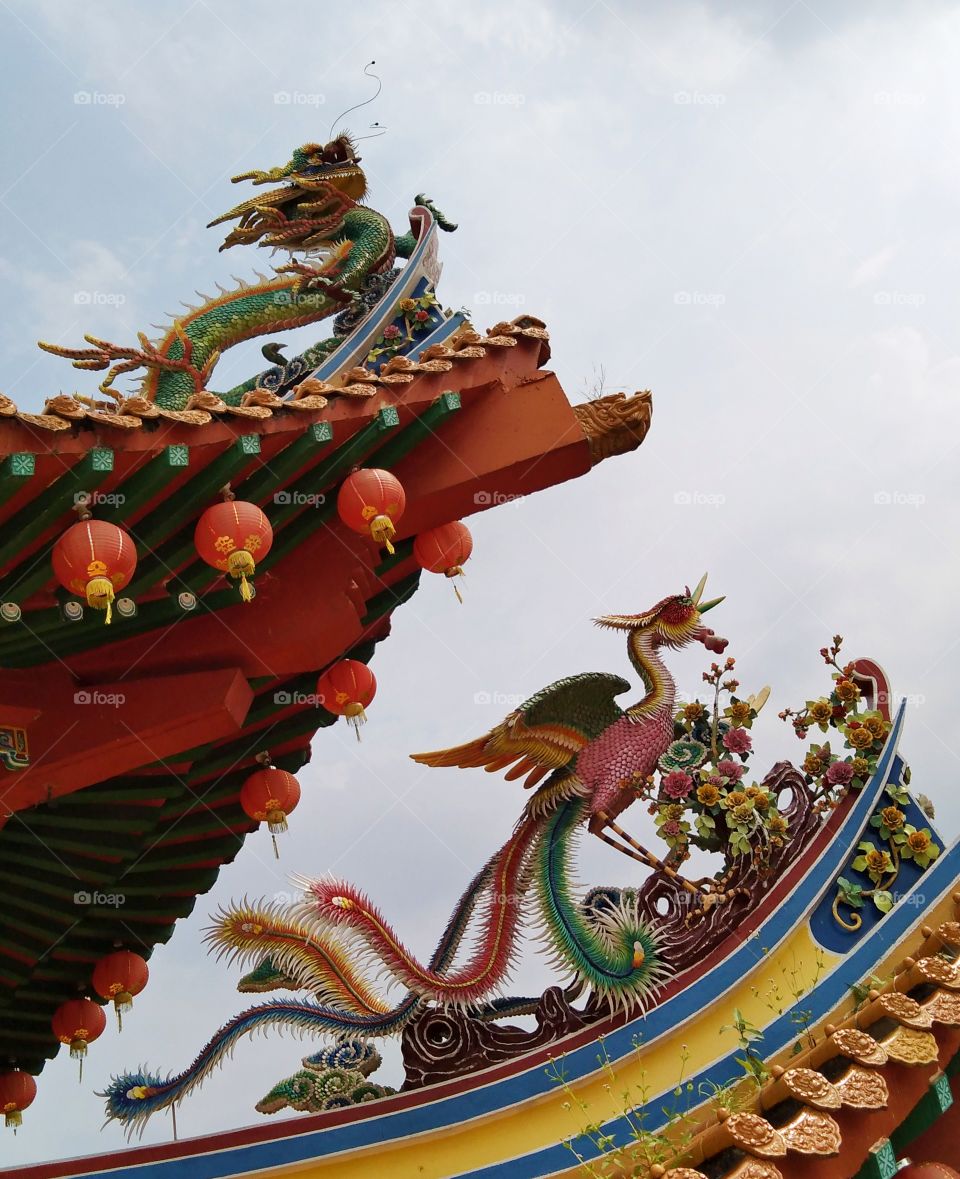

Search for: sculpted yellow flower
xmin=697 ymin=783 xmax=721 ymax=806
xmin=835 ymin=679 xmax=861 ymax=703
xmin=725 ymin=701 xmax=752 ymax=727
xmin=851 ymin=757 xmax=871 ymax=779
xmin=682 ymin=702 xmax=705 ymax=723
xmin=767 ymin=814 xmax=787 ymax=834
xmin=847 ymin=726 xmax=875 ymax=751
xmin=880 ymin=806 xmax=905 ymax=831
xmin=732 ymin=803 xmax=754 ymax=823
xmin=807 ymin=699 xmax=833 ymax=725
xmin=803 ymin=752 xmax=824 ymax=775
xmin=865 ymin=848 xmax=893 ymax=875
xmin=724 ymin=790 xmax=747 ymax=809
xmin=907 ymin=829 xmax=931 ymax=854
xmin=862 ymin=715 xmax=887 ymax=739
xmin=744 ymin=785 xmax=761 ymax=799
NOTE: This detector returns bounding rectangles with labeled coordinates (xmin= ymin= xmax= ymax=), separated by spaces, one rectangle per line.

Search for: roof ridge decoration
xmin=97 ymin=602 xmax=950 ymax=1147
xmin=37 ymin=136 xmax=459 ymax=412
xmin=3 ymin=318 xmax=552 ymax=433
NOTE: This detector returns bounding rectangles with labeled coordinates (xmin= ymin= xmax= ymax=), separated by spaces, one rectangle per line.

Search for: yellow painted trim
xmin=240 ymin=923 xmax=843 ymax=1177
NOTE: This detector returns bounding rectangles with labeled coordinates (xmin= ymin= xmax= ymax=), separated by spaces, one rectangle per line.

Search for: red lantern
xmin=52 ymin=997 xmax=106 ymax=1080
xmin=898 ymin=1166 xmax=960 ymax=1178
xmin=195 ymin=500 xmax=273 ymax=602
xmin=318 ymin=659 xmax=377 ymax=739
xmin=240 ymin=767 xmax=301 ymax=858
xmin=52 ymin=520 xmax=137 ymax=624
xmin=337 ymin=469 xmax=405 ymax=555
xmin=414 ymin=521 xmax=473 ymax=602
xmin=92 ymin=950 xmax=149 ymax=1030
xmin=0 ymin=1070 xmax=36 ymax=1130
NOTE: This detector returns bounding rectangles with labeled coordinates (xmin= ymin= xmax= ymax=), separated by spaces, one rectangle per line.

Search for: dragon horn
xmin=691 ymin=573 xmax=708 ymax=604
xmin=692 ymin=572 xmax=723 ymax=613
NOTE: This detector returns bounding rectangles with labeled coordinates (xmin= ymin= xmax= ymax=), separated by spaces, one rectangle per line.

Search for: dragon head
xmin=594 ymin=574 xmax=728 ymax=653
xmin=208 ymin=134 xmax=368 ymax=251
xmin=275 ymin=135 xmax=367 ymax=200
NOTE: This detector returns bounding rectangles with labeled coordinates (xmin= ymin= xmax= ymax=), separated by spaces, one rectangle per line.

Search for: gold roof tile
xmin=724 ymin=1113 xmax=787 ymax=1158
xmin=779 ymin=1108 xmax=841 ymax=1155
xmin=833 ymin=1064 xmax=888 ymax=1109
xmin=881 ymin=1025 xmax=939 ymax=1066
xmin=923 ymin=988 xmax=960 ymax=1026
xmin=830 ymin=1027 xmax=888 ymax=1066
xmin=875 ymin=991 xmax=933 ymax=1028
xmin=14 ymin=412 xmax=72 ymax=431
xmin=781 ymin=1067 xmax=841 ymax=1109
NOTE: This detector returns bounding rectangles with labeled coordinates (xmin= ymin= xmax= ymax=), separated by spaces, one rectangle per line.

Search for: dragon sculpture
xmin=39 ymin=135 xmax=456 ymax=410
xmin=101 ymin=579 xmax=775 ymax=1131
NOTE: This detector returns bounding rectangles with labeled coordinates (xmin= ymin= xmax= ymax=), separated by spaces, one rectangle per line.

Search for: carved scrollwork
xmin=401 ymin=986 xmax=592 ymax=1089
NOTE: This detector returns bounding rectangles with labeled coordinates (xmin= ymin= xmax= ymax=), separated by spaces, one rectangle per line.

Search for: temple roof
xmin=0 ymin=319 xmax=652 ymax=1076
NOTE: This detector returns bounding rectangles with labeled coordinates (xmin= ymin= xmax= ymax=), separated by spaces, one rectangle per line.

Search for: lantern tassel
xmin=114 ymin=992 xmax=133 ymax=1032
xmin=265 ymin=807 xmax=288 ymax=836
xmin=5 ymin=1109 xmax=22 ymax=1131
xmin=86 ymin=577 xmax=116 ymax=625
xmin=344 ymin=702 xmax=367 ymax=741
xmin=369 ymin=515 xmax=396 ymax=555
xmin=445 ymin=565 xmax=465 ymax=604
xmin=271 ymin=832 xmax=280 ymax=859
xmin=226 ymin=550 xmax=256 ymax=602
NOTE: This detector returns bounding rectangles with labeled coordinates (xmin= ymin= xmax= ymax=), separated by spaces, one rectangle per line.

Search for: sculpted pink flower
xmin=722 ymin=728 xmax=752 ymax=755
xmin=661 ymin=819 xmax=682 ymax=837
xmin=661 ymin=770 xmax=693 ymax=799
xmin=717 ymin=759 xmax=745 ymax=781
xmin=824 ymin=759 xmax=855 ymax=786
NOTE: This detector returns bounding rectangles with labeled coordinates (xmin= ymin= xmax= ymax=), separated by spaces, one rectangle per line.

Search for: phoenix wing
xmin=410 ymin=672 xmax=630 ymax=789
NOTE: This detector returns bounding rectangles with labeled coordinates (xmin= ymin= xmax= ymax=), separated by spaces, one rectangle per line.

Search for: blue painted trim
xmin=464 ymin=831 xmax=960 ymax=1178
xmin=66 ymin=707 xmax=946 ymax=1179
xmin=809 ymin=753 xmax=932 ymax=954
xmin=406 ymin=311 xmax=468 ymax=358
xmin=308 ymin=214 xmax=437 ymax=384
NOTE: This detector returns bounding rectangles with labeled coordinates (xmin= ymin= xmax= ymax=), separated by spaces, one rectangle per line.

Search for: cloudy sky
xmin=3 ymin=0 xmax=960 ymax=1166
